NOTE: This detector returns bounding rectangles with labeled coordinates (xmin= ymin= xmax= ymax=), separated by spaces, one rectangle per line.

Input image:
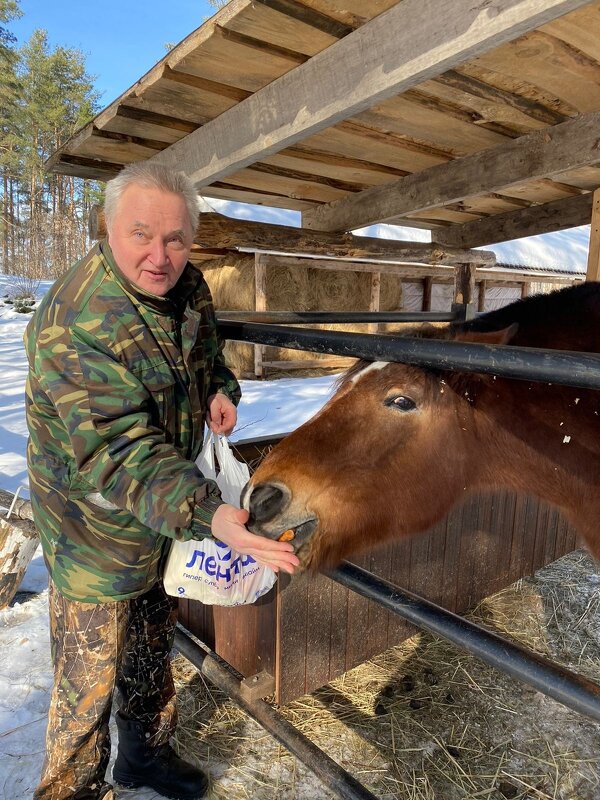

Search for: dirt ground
xmin=170 ymin=549 xmax=600 ymax=800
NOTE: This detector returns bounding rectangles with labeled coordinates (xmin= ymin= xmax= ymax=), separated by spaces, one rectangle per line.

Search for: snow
xmin=0 ymin=593 xmax=52 ymax=798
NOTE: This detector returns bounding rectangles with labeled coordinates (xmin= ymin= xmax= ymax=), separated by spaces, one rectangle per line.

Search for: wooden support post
xmin=0 ymin=489 xmax=34 ymax=521
xmin=586 ymin=189 xmax=600 ymax=282
xmin=0 ymin=515 xmax=39 ymax=609
xmin=254 ymin=254 xmax=267 ymax=379
xmin=368 ymin=272 xmax=381 ymax=334
xmin=478 ymin=280 xmax=487 ymax=313
xmin=452 ymin=263 xmax=476 ymax=320
xmin=0 ymin=489 xmax=39 ymax=608
xmin=422 ymin=277 xmax=433 ymax=311
xmin=521 ymin=282 xmax=530 ymax=299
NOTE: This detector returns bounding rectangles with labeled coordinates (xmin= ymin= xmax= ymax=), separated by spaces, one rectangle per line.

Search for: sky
xmin=9 ymin=0 xmax=220 ymax=103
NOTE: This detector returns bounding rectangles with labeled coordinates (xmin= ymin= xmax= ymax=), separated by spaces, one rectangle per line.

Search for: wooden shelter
xmin=49 ymin=0 xmax=599 ymax=703
xmin=50 ymin=0 xmax=600 ymax=269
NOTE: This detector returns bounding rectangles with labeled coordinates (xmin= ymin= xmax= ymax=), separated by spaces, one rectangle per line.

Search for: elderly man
xmin=25 ymin=162 xmax=298 ymax=800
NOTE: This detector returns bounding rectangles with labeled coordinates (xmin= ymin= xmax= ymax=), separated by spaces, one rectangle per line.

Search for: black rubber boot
xmin=112 ymin=714 xmax=208 ymax=800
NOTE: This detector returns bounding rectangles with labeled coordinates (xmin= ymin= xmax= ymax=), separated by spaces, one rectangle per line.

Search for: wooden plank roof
xmin=48 ymin=0 xmax=600 ymax=245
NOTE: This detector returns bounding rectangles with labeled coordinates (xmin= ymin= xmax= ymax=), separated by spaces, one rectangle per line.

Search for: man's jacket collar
xmin=99 ymin=239 xmax=202 ymax=315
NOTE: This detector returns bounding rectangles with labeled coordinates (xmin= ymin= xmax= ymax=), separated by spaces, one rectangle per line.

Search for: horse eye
xmin=385 ymin=395 xmax=416 ymax=412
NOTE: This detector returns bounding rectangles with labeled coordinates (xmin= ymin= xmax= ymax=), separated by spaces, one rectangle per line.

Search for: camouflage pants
xmin=34 ymin=580 xmax=179 ymax=800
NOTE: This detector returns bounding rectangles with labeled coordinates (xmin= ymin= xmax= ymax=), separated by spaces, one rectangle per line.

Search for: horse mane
xmin=339 ymin=360 xmax=371 ymax=386
xmin=453 ymin=280 xmax=598 ymax=335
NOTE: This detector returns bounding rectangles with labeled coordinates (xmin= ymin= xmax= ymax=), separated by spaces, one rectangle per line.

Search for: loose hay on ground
xmin=172 ymin=550 xmax=600 ymax=800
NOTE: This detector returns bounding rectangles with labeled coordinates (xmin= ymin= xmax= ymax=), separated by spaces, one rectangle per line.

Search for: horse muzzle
xmin=241 ymin=479 xmax=318 ymax=557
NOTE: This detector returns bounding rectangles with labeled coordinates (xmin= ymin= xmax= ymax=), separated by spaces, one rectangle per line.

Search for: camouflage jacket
xmin=25 ymin=240 xmax=241 ymax=603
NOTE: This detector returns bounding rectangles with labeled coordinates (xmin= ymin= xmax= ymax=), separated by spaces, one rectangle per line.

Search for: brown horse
xmin=242 ymin=282 xmax=600 ymax=570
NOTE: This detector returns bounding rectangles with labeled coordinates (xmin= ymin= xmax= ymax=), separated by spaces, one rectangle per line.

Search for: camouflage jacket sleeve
xmin=33 ymin=321 xmax=223 ymax=542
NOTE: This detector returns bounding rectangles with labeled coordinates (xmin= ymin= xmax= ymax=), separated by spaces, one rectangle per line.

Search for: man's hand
xmin=211 ymin=504 xmax=300 ymax=574
xmin=207 ymin=393 xmax=237 ymax=436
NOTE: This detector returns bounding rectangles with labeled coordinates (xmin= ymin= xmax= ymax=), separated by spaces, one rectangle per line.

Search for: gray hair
xmin=104 ymin=162 xmax=200 ymax=233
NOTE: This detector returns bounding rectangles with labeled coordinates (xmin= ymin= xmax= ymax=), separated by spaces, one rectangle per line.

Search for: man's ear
xmin=452 ymin=322 xmax=518 ymax=346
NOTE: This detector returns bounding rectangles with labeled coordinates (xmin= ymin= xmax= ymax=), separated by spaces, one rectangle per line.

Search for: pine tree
xmin=0 ymin=0 xmax=23 ymax=275
xmin=19 ymin=30 xmax=101 ymax=277
xmin=0 ymin=18 xmax=101 ymax=282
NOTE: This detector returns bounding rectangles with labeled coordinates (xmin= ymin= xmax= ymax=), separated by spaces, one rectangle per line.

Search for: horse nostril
xmin=248 ymin=483 xmax=288 ymax=524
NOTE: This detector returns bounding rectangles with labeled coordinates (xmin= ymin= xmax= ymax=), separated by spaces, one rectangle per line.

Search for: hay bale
xmin=307 ymin=267 xmax=371 ymax=311
xmin=380 ymin=274 xmax=403 ymax=311
xmin=199 ymin=256 xmax=405 ymax=378
xmin=266 ymin=265 xmax=312 ymax=311
xmin=201 ymin=255 xmax=253 ymax=310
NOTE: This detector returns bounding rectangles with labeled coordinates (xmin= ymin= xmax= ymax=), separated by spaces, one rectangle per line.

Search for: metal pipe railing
xmin=217 ymin=310 xmax=457 ymax=324
xmin=328 ymin=562 xmax=600 ymax=723
xmin=173 ymin=626 xmax=378 ymax=800
xmin=219 ymin=320 xmax=600 ymax=390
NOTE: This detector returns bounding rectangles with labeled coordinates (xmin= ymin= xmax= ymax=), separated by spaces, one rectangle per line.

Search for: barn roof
xmin=48 ymin=0 xmax=600 ymax=247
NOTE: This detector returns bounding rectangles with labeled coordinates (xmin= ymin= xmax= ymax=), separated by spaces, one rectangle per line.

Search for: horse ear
xmin=452 ymin=322 xmax=518 ymax=346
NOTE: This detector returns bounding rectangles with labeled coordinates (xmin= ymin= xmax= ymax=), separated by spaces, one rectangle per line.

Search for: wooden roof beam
xmin=252 ymin=0 xmax=355 ymax=38
xmin=302 ymin=109 xmax=600 ymax=232
xmin=148 ymin=0 xmax=592 ymax=188
xmin=51 ymin=154 xmax=123 ymax=181
xmin=89 ymin=208 xmax=495 ymax=265
xmin=192 ymin=213 xmax=497 ymax=265
xmin=434 ymin=193 xmax=594 ymax=249
xmin=433 ymin=70 xmax=567 ymax=127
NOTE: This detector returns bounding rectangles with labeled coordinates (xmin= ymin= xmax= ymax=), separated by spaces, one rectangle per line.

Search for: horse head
xmin=242 ymin=325 xmax=517 ymax=570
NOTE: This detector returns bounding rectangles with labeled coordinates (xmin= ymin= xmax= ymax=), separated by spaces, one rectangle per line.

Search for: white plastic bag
xmin=214 ymin=433 xmax=250 ymax=506
xmin=195 ymin=428 xmax=217 ymax=482
xmin=163 ymin=432 xmax=278 ymax=606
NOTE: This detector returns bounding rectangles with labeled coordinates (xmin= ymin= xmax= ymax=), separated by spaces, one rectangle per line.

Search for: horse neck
xmin=470 ymin=379 xmax=600 ymax=511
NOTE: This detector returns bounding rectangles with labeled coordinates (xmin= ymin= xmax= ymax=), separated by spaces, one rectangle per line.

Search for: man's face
xmin=107 ymin=184 xmax=194 ymax=296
